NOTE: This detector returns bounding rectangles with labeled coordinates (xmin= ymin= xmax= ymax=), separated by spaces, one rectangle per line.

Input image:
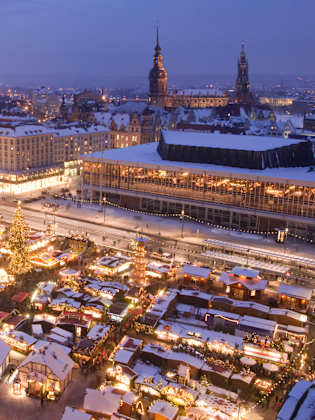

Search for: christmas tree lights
xmin=8 ymin=201 xmax=32 ymax=276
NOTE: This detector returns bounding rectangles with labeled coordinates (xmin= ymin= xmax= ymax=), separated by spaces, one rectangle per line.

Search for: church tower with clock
xmin=148 ymin=28 xmax=168 ymax=107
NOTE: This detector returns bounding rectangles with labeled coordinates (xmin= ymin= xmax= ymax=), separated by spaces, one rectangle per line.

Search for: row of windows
xmin=84 ymin=162 xmax=315 ymax=219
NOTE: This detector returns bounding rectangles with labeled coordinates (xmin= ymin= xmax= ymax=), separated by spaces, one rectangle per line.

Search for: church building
xmin=148 ymin=29 xmax=230 ymax=109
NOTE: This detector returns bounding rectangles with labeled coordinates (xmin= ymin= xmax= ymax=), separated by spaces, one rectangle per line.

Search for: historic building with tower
xmin=148 ymin=29 xmax=229 ymax=109
xmin=235 ymin=43 xmax=255 ymax=105
xmin=148 ymin=29 xmax=169 ymax=108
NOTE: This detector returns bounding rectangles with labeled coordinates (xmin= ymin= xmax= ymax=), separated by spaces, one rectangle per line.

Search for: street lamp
xmin=181 ymin=209 xmax=185 ymax=238
xmin=103 ymin=195 xmax=106 ymax=223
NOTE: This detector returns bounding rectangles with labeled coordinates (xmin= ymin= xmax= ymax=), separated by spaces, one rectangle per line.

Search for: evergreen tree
xmin=8 ymin=201 xmax=31 ymax=276
xmin=200 ymin=374 xmax=208 ymax=388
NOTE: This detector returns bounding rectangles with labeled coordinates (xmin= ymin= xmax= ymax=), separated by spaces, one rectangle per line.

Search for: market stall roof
xmin=239 ymin=316 xmax=277 ymax=337
xmin=32 ymin=340 xmax=71 ymax=355
xmin=219 ymin=271 xmax=267 ymax=291
xmin=231 ymin=371 xmax=255 ymax=385
xmin=4 ymin=330 xmax=37 ymax=347
xmin=119 ymin=335 xmax=143 ymax=351
xmin=263 ymin=363 xmax=279 ymax=372
xmin=83 ymin=387 xmax=122 ymax=417
xmin=87 ymin=324 xmax=110 ymax=341
xmin=50 ymin=327 xmax=73 ymax=339
xmin=278 ymin=284 xmax=313 ymax=301
xmin=180 ymin=289 xmax=212 ymax=302
xmin=157 ymin=320 xmax=243 ymax=349
xmin=181 ymin=264 xmax=211 ymax=279
xmin=31 ymin=324 xmax=43 ymax=336
xmin=61 ymin=407 xmax=92 ymax=420
xmin=113 ymin=348 xmax=134 ymax=365
xmin=148 ymin=400 xmax=178 ymax=420
xmin=11 ymin=292 xmax=29 ymax=303
xmin=18 ymin=342 xmax=74 ymax=381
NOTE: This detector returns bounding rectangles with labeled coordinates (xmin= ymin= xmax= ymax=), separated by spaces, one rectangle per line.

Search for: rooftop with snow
xmin=161 ymin=129 xmax=303 ymax=151
xmin=85 ymin=141 xmax=315 ymax=184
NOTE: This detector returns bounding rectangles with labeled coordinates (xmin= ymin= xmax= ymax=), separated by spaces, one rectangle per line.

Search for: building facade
xmin=82 ymin=132 xmax=315 ymax=240
xmin=108 ymin=113 xmax=142 ymax=148
xmin=94 ymin=106 xmax=161 ymax=146
xmin=31 ymin=88 xmax=61 ymax=120
xmin=304 ymin=114 xmax=315 ymax=132
xmin=259 ymin=97 xmax=294 ymax=107
xmin=0 ymin=124 xmax=109 ymax=195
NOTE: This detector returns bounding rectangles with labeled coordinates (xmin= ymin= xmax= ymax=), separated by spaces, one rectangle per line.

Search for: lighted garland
xmin=49 ymin=193 xmax=283 ymax=237
xmin=47 ymin=193 xmax=315 ymax=243
xmin=247 ymin=338 xmax=315 ymax=414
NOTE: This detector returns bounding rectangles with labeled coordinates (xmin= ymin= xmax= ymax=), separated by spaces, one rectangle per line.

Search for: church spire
xmin=235 ymin=42 xmax=254 ymax=104
xmin=241 ymin=41 xmax=245 ymax=56
xmin=148 ymin=26 xmax=168 ymax=107
xmin=156 ymin=25 xmax=160 ymax=51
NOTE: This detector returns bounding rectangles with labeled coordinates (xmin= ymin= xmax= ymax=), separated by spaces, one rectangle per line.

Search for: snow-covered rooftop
xmin=61 ymin=407 xmax=92 ymax=420
xmin=180 ymin=289 xmax=212 ymax=302
xmin=4 ymin=330 xmax=37 ymax=346
xmin=148 ymin=400 xmax=178 ymax=420
xmin=157 ymin=320 xmax=243 ymax=348
xmin=85 ymin=142 xmax=315 ymax=184
xmin=162 ymin=130 xmax=303 ymax=151
xmin=239 ymin=315 xmax=277 ymax=331
xmin=278 ymin=284 xmax=313 ymax=300
xmin=87 ymin=324 xmax=110 ymax=341
xmin=18 ymin=342 xmax=74 ymax=380
xmin=94 ymin=112 xmax=130 ymax=129
xmin=83 ymin=387 xmax=122 ymax=416
xmin=170 ymin=88 xmax=225 ymax=97
xmin=219 ymin=271 xmax=267 ymax=291
xmin=113 ymin=348 xmax=134 ymax=365
xmin=181 ymin=264 xmax=211 ymax=278
xmin=0 ymin=124 xmax=108 ymax=138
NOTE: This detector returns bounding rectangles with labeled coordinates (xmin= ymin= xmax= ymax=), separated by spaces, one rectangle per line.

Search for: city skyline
xmin=0 ymin=0 xmax=314 ymax=86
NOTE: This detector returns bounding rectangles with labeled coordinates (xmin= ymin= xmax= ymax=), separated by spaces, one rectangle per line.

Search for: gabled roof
xmin=18 ymin=342 xmax=74 ymax=380
xmin=278 ymin=284 xmax=312 ymax=300
xmin=219 ymin=271 xmax=267 ymax=291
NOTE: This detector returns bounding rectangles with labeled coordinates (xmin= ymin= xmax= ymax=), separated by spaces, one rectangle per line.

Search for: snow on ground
xmin=19 ymin=196 xmax=315 ymax=260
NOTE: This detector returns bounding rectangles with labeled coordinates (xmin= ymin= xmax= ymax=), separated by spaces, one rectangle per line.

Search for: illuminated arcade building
xmin=82 ymin=129 xmax=315 ymax=239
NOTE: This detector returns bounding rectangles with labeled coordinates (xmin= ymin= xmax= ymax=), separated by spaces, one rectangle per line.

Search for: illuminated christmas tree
xmin=131 ymin=237 xmax=147 ymax=285
xmin=8 ymin=201 xmax=31 ymax=276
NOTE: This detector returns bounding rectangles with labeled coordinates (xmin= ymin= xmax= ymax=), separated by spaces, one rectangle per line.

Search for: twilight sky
xmin=0 ymin=0 xmax=314 ymax=86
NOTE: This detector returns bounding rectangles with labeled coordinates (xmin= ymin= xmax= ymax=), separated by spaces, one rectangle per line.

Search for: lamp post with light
xmin=103 ymin=195 xmax=106 ymax=223
xmin=181 ymin=209 xmax=185 ymax=238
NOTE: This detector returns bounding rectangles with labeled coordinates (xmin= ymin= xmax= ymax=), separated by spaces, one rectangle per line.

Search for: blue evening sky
xmin=0 ymin=0 xmax=314 ymax=84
